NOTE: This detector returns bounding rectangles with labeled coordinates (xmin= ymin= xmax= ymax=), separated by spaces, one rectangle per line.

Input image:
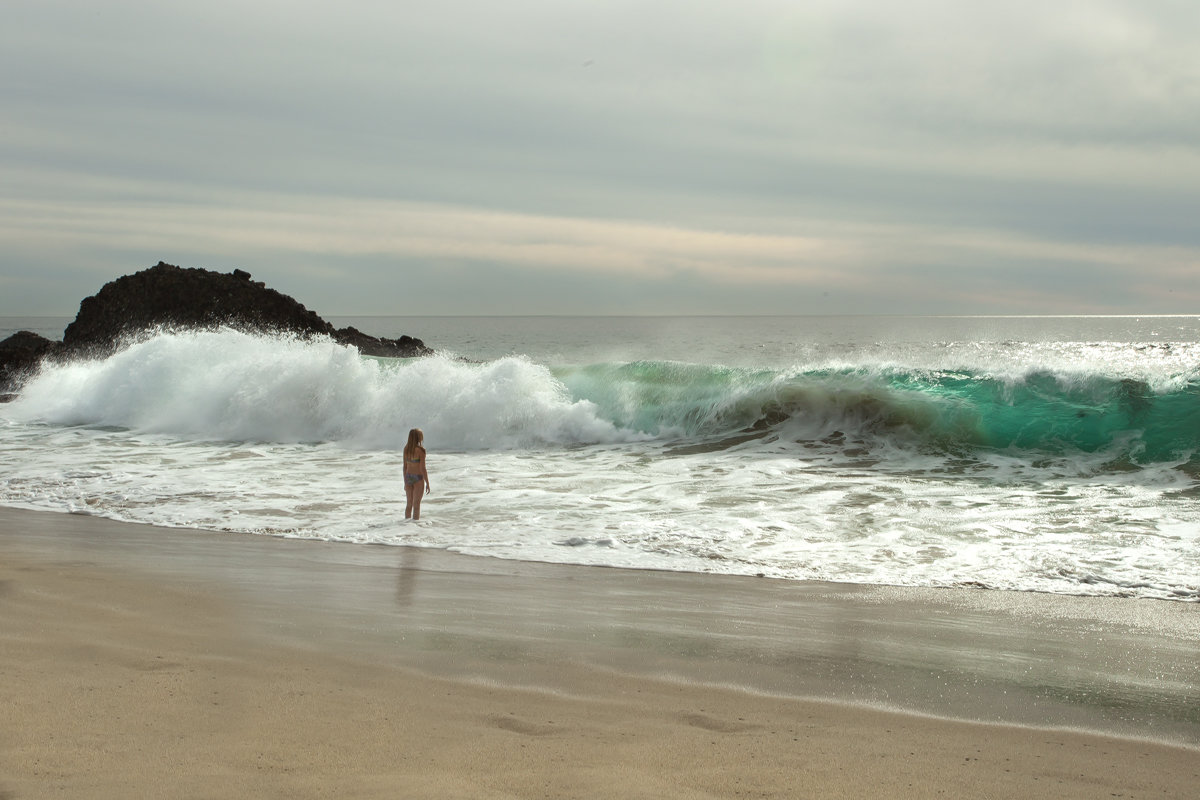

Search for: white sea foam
xmin=7 ymin=329 xmax=635 ymax=449
xmin=3 ymin=319 xmax=1199 ymax=601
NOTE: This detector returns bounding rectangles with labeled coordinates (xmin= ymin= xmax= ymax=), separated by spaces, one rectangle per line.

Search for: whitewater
xmin=2 ymin=315 xmax=1198 ymax=601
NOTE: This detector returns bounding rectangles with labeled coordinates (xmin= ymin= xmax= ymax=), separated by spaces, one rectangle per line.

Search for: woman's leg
xmin=405 ymin=481 xmax=416 ymax=519
xmin=411 ymin=482 xmax=423 ymax=521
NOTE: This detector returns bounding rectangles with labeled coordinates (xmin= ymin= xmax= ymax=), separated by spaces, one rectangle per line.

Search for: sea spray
xmin=6 ymin=328 xmax=632 ymax=449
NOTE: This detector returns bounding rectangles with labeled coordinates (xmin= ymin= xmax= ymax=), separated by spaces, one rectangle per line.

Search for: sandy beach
xmin=2 ymin=507 xmax=1197 ymax=799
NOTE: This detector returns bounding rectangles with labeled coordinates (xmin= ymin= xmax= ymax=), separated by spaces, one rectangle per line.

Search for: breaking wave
xmin=6 ymin=329 xmax=1199 ymax=465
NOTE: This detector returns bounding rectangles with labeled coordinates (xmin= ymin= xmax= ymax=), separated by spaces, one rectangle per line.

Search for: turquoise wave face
xmin=903 ymin=371 xmax=1200 ymax=460
xmin=557 ymin=362 xmax=1200 ymax=463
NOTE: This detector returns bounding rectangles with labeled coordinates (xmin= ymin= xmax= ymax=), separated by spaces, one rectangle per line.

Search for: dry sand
xmin=2 ymin=507 xmax=1197 ymax=799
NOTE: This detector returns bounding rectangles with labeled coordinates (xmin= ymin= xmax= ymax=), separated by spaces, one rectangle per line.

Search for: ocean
xmin=3 ymin=315 xmax=1198 ymax=602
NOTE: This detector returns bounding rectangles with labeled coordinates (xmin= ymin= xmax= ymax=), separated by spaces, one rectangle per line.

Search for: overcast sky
xmin=2 ymin=0 xmax=1198 ymax=316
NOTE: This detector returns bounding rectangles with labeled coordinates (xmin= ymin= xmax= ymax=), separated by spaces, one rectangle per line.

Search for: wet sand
xmin=2 ymin=507 xmax=1198 ymax=798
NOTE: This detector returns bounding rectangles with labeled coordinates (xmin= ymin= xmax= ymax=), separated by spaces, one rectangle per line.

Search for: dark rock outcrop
xmin=332 ymin=325 xmax=431 ymax=359
xmin=1 ymin=262 xmax=431 ymax=397
xmin=63 ymin=263 xmax=333 ymax=354
xmin=0 ymin=330 xmax=60 ymax=400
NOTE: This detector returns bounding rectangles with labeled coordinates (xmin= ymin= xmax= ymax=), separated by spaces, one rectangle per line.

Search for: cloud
xmin=0 ymin=187 xmax=846 ymax=281
xmin=2 ymin=176 xmax=1195 ymax=315
xmin=1 ymin=1 xmax=1198 ymax=314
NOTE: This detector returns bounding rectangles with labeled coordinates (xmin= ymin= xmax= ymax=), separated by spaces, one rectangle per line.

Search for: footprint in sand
xmin=489 ymin=714 xmax=559 ymax=737
xmin=678 ymin=712 xmax=758 ymax=733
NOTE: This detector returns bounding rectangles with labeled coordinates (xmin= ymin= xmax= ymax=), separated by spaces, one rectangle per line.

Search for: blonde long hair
xmin=404 ymin=428 xmax=424 ymax=462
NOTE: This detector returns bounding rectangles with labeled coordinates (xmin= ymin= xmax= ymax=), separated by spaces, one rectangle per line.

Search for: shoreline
xmin=3 ymin=506 xmax=1198 ymax=797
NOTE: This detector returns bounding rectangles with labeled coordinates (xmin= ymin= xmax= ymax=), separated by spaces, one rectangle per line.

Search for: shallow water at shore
xmin=4 ymin=507 xmax=1198 ymax=747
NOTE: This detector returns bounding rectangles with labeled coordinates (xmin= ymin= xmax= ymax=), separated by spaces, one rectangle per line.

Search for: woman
xmin=403 ymin=428 xmax=431 ymax=520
